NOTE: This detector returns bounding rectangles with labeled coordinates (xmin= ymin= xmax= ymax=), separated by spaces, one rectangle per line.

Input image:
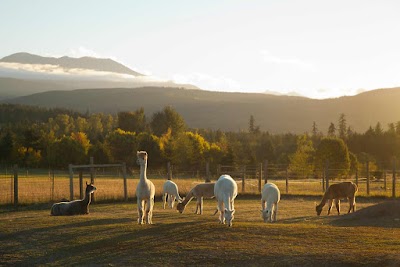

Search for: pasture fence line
xmin=1 ymin=160 xmax=399 ymax=206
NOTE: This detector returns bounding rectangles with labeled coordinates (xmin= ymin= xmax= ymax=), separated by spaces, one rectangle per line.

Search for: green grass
xmin=1 ymin=196 xmax=399 ymax=266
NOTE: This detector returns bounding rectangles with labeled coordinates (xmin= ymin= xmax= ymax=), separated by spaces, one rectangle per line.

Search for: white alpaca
xmin=261 ymin=183 xmax=281 ymax=223
xmin=162 ymin=180 xmax=183 ymax=209
xmin=214 ymin=174 xmax=237 ymax=227
xmin=136 ymin=151 xmax=155 ymax=224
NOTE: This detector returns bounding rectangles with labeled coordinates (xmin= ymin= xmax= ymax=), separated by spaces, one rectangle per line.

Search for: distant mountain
xmin=0 ymin=52 xmax=199 ymax=99
xmin=3 ymin=86 xmax=400 ymax=133
xmin=0 ymin=52 xmax=143 ymax=76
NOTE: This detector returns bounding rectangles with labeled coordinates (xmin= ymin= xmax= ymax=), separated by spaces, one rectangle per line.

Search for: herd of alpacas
xmin=51 ymin=151 xmax=359 ymax=227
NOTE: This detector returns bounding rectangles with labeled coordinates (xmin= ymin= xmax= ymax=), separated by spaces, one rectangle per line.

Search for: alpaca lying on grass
xmin=50 ymin=182 xmax=96 ymax=216
xmin=214 ymin=175 xmax=237 ymax=227
xmin=261 ymin=183 xmax=280 ymax=223
xmin=136 ymin=151 xmax=155 ymax=224
xmin=176 ymin=182 xmax=215 ymax=214
xmin=316 ymin=181 xmax=358 ymax=216
xmin=162 ymin=180 xmax=183 ymax=209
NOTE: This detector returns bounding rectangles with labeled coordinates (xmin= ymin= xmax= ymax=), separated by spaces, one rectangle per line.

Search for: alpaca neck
xmin=139 ymin=161 xmax=148 ymax=182
xmin=182 ymin=190 xmax=194 ymax=206
xmin=83 ymin=191 xmax=92 ymax=206
xmin=317 ymin=196 xmax=327 ymax=208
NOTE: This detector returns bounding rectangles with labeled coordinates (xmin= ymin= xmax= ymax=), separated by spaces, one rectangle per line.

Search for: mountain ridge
xmin=1 ymin=52 xmax=144 ymax=77
xmin=3 ymin=86 xmax=400 ymax=134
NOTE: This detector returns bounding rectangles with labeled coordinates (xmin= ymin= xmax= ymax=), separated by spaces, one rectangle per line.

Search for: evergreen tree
xmin=150 ymin=106 xmax=186 ymax=137
xmin=327 ymin=122 xmax=336 ymax=137
xmin=338 ymin=113 xmax=347 ymax=140
xmin=289 ymin=134 xmax=315 ymax=178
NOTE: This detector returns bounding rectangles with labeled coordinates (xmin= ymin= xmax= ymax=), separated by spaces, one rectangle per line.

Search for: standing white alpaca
xmin=162 ymin=180 xmax=183 ymax=209
xmin=136 ymin=151 xmax=155 ymax=224
xmin=214 ymin=174 xmax=237 ymax=227
xmin=261 ymin=183 xmax=281 ymax=223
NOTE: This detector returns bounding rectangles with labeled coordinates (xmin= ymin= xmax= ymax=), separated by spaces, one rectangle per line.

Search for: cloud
xmin=260 ymin=50 xmax=316 ymax=72
xmin=67 ymin=46 xmax=101 ymax=58
xmin=0 ymin=62 xmax=163 ymax=82
xmin=172 ymin=72 xmax=241 ymax=91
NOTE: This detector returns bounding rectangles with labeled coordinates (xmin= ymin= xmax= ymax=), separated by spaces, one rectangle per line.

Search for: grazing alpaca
xmin=136 ymin=151 xmax=155 ymax=224
xmin=51 ymin=182 xmax=96 ymax=216
xmin=162 ymin=180 xmax=183 ymax=209
xmin=214 ymin=175 xmax=237 ymax=227
xmin=261 ymin=183 xmax=281 ymax=223
xmin=176 ymin=183 xmax=215 ymax=214
xmin=316 ymin=182 xmax=358 ymax=216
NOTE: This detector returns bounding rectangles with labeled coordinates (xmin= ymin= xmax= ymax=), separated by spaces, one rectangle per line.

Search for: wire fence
xmin=1 ymin=161 xmax=399 ymax=206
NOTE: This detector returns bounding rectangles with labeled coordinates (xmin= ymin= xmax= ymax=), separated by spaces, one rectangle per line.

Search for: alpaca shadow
xmin=14 ymin=220 xmax=208 ymax=266
xmin=278 ymin=215 xmax=320 ymax=224
xmin=1 ymin=217 xmax=132 ymax=240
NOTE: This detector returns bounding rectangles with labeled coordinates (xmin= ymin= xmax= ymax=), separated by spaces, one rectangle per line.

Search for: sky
xmin=1 ymin=0 xmax=400 ymax=99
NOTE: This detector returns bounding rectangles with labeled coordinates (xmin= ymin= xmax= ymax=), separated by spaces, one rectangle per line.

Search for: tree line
xmin=0 ymin=104 xmax=399 ymax=178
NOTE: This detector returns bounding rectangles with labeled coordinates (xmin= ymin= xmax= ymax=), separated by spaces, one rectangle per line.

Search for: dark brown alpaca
xmin=51 ymin=182 xmax=96 ymax=216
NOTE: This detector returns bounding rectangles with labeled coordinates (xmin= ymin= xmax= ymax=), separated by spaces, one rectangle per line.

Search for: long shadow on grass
xmin=13 ymin=220 xmax=223 ymax=266
xmin=0 ymin=217 xmax=132 ymax=240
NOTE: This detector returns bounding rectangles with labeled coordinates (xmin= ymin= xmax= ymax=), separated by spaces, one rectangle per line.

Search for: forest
xmin=0 ymin=103 xmax=399 ymax=177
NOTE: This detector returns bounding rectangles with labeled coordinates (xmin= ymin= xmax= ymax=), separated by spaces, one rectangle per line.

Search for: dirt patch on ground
xmin=331 ymin=200 xmax=400 ymax=228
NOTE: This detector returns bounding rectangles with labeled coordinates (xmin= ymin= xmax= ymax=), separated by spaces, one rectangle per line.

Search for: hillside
xmin=3 ymin=86 xmax=400 ymax=133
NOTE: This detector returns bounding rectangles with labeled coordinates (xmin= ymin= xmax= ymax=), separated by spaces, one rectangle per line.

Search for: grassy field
xmin=1 ymin=196 xmax=399 ymax=266
xmin=1 ymin=173 xmax=399 ymax=205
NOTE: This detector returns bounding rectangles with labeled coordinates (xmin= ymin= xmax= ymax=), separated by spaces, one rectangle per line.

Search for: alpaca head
xmin=316 ymin=204 xmax=323 ymax=216
xmin=261 ymin=209 xmax=269 ymax=222
xmin=176 ymin=202 xmax=186 ymax=213
xmin=85 ymin=181 xmax=96 ymax=194
xmin=224 ymin=209 xmax=235 ymax=227
xmin=136 ymin=151 xmax=148 ymax=165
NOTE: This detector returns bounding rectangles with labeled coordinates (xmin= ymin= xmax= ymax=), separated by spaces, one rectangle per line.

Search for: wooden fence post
xmin=264 ymin=160 xmax=268 ymax=184
xmin=122 ymin=162 xmax=128 ymax=201
xmin=285 ymin=167 xmax=289 ymax=194
xmin=13 ymin=164 xmax=18 ymax=207
xmin=90 ymin=157 xmax=95 ymax=203
xmin=79 ymin=171 xmax=83 ymax=199
xmin=167 ymin=162 xmax=172 ymax=180
xmin=355 ymin=168 xmax=358 ymax=186
xmin=69 ymin=164 xmax=73 ymax=201
xmin=258 ymin=163 xmax=262 ymax=193
xmin=325 ymin=160 xmax=329 ymax=191
xmin=393 ymin=158 xmax=396 ymax=199
xmin=205 ymin=162 xmax=211 ymax=182
xmin=242 ymin=166 xmax=246 ymax=193
xmin=366 ymin=161 xmax=370 ymax=195
xmin=383 ymin=170 xmax=387 ymax=191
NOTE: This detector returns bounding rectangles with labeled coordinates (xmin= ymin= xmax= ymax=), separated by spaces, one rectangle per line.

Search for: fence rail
xmin=1 ymin=161 xmax=398 ymax=206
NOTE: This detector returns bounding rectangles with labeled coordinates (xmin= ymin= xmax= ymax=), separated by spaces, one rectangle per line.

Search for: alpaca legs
xmin=334 ymin=199 xmax=340 ymax=215
xmin=162 ymin=193 xmax=167 ymax=209
xmin=327 ymin=199 xmax=333 ymax=215
xmin=217 ymin=201 xmax=225 ymax=224
xmin=348 ymin=196 xmax=356 ymax=213
xmin=145 ymin=197 xmax=154 ymax=224
xmin=137 ymin=200 xmax=145 ymax=224
xmin=195 ymin=197 xmax=203 ymax=214
xmin=273 ymin=203 xmax=278 ymax=222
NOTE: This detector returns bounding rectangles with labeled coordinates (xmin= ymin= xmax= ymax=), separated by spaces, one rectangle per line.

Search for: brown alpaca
xmin=316 ymin=182 xmax=358 ymax=216
xmin=176 ymin=183 xmax=215 ymax=214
